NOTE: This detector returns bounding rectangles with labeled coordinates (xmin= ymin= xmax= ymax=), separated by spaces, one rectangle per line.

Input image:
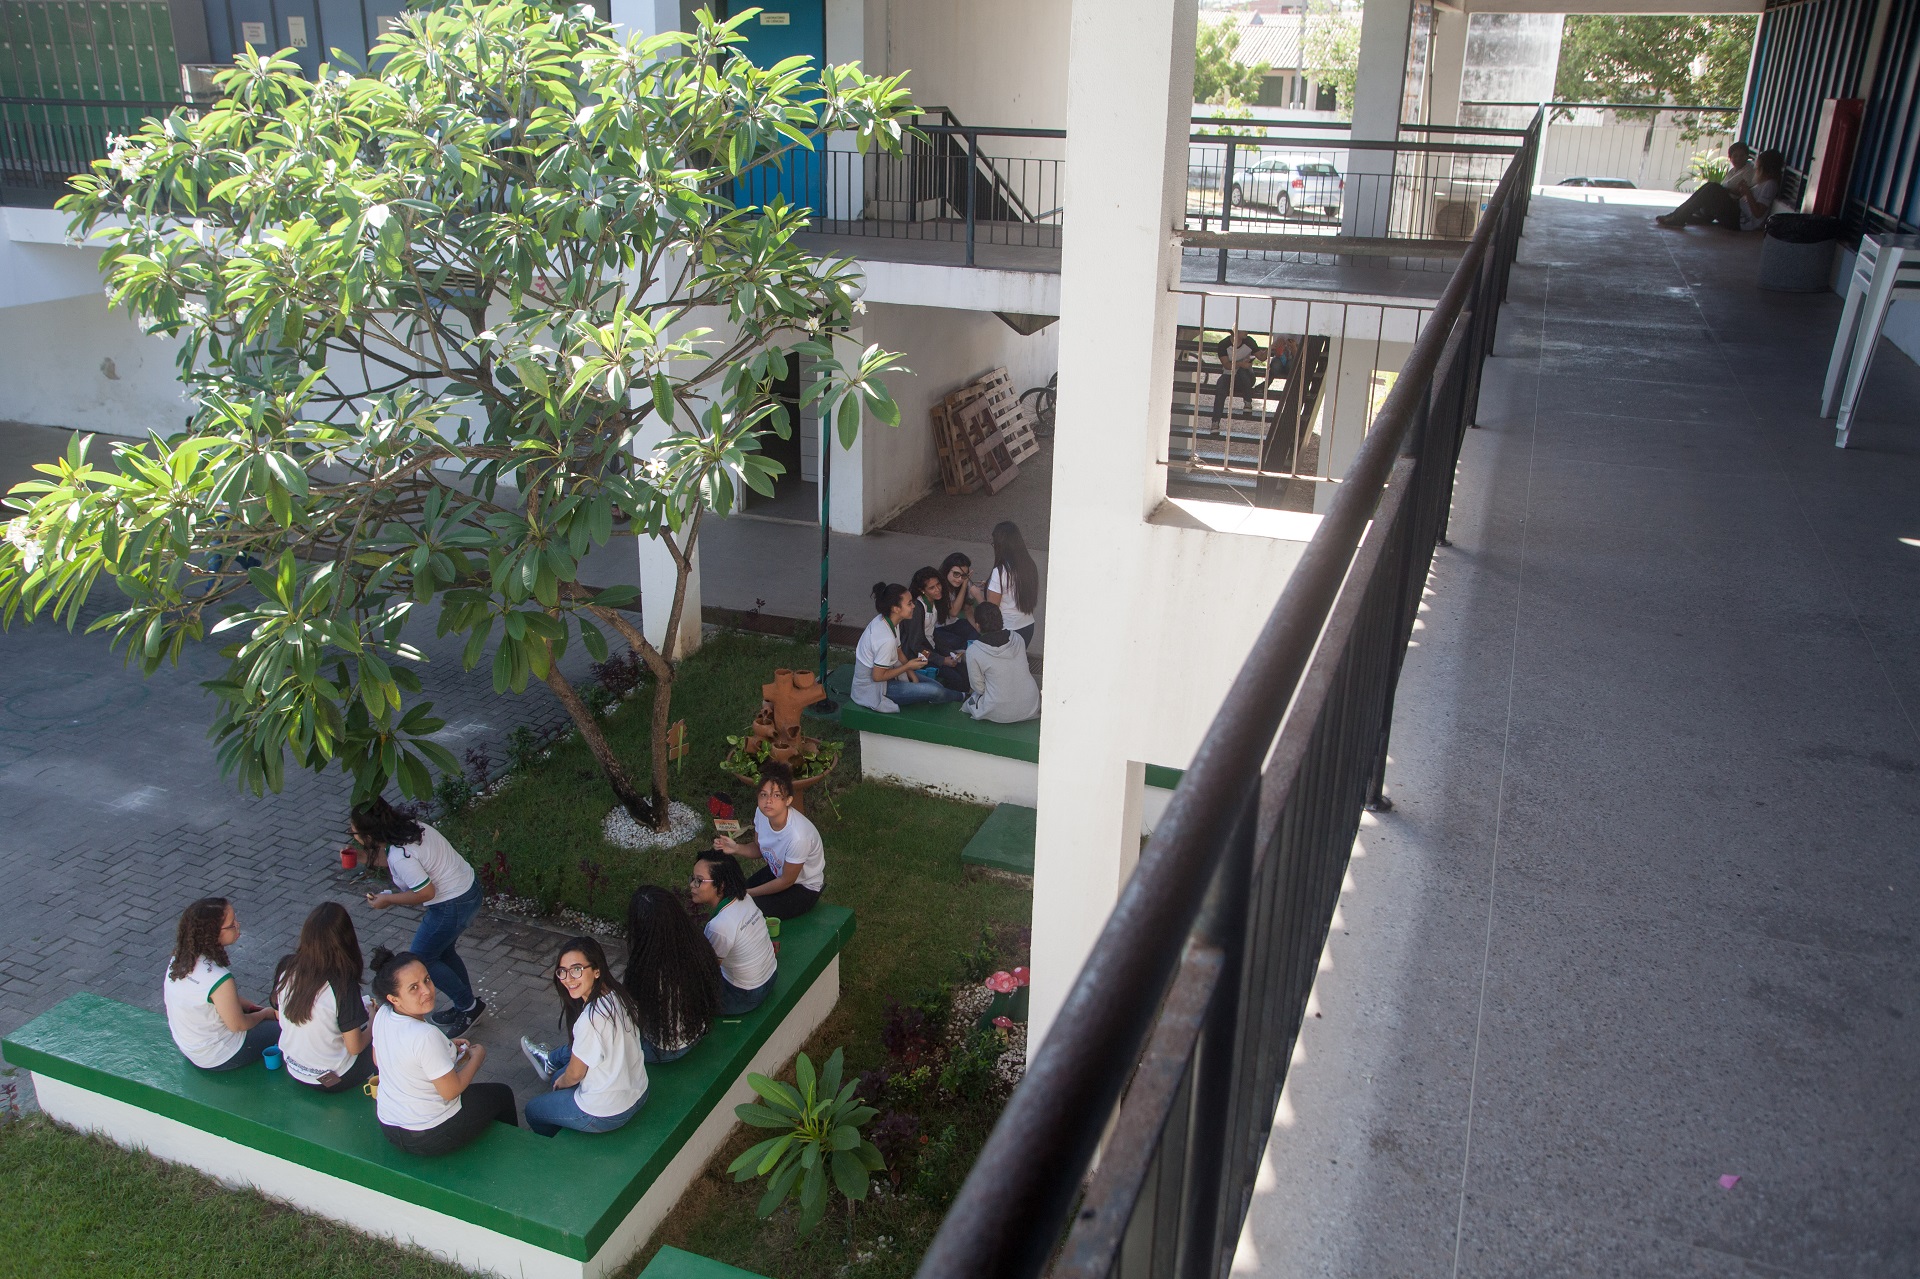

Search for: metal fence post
xmin=964 ymin=128 xmax=978 ymax=267
xmin=1217 ymin=138 xmax=1236 ymax=284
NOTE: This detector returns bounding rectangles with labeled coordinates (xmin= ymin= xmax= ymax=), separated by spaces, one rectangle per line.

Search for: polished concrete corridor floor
xmin=1236 ymin=199 xmax=1920 ymax=1276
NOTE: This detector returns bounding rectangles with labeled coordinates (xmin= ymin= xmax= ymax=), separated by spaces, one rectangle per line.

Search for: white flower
xmin=5 ymin=518 xmax=42 ymax=573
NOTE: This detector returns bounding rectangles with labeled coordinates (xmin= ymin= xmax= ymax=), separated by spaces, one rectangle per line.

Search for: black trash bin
xmin=1759 ymin=213 xmax=1843 ymax=292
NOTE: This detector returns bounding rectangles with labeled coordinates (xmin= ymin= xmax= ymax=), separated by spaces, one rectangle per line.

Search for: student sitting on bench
xmin=164 ymin=897 xmax=279 ymax=1071
xmin=851 ymin=582 xmax=965 ymax=712
xmin=370 ymin=947 xmax=519 ymax=1156
xmin=711 ymin=762 xmax=825 ymax=920
xmin=272 ymin=902 xmax=373 ymax=1092
xmin=690 ymin=853 xmax=778 ymax=1015
xmin=623 ymin=885 xmax=722 ymax=1063
xmin=963 ymin=602 xmax=1042 ymax=724
xmin=518 ymin=937 xmax=649 ymax=1137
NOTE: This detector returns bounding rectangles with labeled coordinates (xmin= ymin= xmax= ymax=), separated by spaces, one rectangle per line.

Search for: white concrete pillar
xmin=1426 ymin=7 xmax=1469 ymax=130
xmin=608 ymin=0 xmax=679 ymax=41
xmin=829 ymin=329 xmax=868 ymax=534
xmin=1027 ymin=0 xmax=1197 ymax=1053
xmin=1342 ymin=0 xmax=1415 ymax=238
xmin=637 ymin=531 xmax=702 ymax=658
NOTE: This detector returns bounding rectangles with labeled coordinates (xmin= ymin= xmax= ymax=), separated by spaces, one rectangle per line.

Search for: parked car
xmin=1231 ymin=158 xmax=1344 ymax=216
xmin=1557 ymin=176 xmax=1636 ymax=189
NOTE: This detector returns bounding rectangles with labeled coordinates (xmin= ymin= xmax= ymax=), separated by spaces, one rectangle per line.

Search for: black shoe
xmin=442 ymin=999 xmax=486 ymax=1037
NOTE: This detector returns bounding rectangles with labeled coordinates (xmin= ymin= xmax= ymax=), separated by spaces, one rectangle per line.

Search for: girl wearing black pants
xmin=369 ymin=948 xmax=518 ymax=1156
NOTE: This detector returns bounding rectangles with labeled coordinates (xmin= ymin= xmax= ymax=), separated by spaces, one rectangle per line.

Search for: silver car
xmin=1231 ymin=158 xmax=1344 ymax=216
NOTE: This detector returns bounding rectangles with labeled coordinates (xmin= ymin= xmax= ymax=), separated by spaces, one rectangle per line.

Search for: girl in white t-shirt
xmin=369 ymin=947 xmax=519 ymax=1157
xmin=986 ymin=521 xmax=1040 ymax=646
xmin=713 ymin=762 xmax=825 ymax=920
xmin=519 ymin=937 xmax=650 ymax=1136
xmin=163 ymin=897 xmax=278 ymax=1071
xmin=271 ymin=902 xmax=372 ymax=1093
xmin=623 ymin=885 xmax=722 ymax=1064
xmin=352 ymin=797 xmax=486 ymax=1037
xmin=851 ymin=582 xmax=965 ymax=713
xmin=690 ymin=853 xmax=779 ymax=1015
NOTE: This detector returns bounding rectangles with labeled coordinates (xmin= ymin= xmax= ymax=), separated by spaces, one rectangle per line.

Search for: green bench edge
xmin=641 ymin=1244 xmax=772 ymax=1279
xmin=2 ymin=906 xmax=856 ymax=1261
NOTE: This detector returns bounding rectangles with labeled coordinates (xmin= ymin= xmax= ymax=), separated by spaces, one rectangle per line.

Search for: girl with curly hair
xmin=163 ymin=897 xmax=278 ymax=1070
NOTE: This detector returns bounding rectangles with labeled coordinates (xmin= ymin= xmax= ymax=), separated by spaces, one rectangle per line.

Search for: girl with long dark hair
xmin=623 ymin=885 xmax=722 ymax=1063
xmin=689 ymin=853 xmax=778 ymax=1015
xmin=163 ymin=897 xmax=278 ymax=1071
xmin=851 ymin=581 xmax=964 ymax=712
xmin=272 ymin=902 xmax=373 ymax=1092
xmin=901 ymin=565 xmax=967 ymax=691
xmin=986 ymin=521 xmax=1041 ymax=647
xmin=519 ymin=937 xmax=649 ymax=1136
xmin=351 ymin=796 xmax=486 ymax=1036
xmin=369 ymin=947 xmax=518 ymax=1156
xmin=933 ymin=552 xmax=982 ymax=651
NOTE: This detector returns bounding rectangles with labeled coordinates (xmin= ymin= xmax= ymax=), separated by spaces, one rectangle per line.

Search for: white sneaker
xmin=520 ymin=1036 xmax=555 ymax=1082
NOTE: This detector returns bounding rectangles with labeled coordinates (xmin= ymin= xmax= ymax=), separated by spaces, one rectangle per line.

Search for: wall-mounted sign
xmin=758 ymin=12 xmax=790 ymax=24
xmin=240 ymin=20 xmax=267 ymax=45
xmin=286 ymin=15 xmax=308 ymax=47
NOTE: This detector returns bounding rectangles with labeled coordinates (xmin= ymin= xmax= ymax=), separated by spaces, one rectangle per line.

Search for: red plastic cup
xmin=339 ymin=847 xmax=358 ymax=870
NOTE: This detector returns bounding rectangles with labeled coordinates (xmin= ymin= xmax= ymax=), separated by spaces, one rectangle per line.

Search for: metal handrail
xmin=1191 ymin=131 xmax=1519 ymax=155
xmin=918 ymin=107 xmax=1542 ymax=1279
xmin=1462 ymin=99 xmax=1740 ymax=112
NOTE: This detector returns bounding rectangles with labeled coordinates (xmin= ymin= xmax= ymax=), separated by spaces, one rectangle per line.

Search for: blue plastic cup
xmin=262 ymin=1046 xmax=282 ymax=1071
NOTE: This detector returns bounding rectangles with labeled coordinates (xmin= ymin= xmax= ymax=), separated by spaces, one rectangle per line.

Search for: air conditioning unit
xmin=1431 ymin=196 xmax=1484 ymax=239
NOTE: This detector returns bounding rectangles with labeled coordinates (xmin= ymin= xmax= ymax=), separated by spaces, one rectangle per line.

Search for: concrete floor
xmin=1236 ymin=199 xmax=1920 ymax=1277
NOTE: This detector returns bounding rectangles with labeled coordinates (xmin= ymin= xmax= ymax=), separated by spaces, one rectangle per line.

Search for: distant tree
xmin=1302 ymin=0 xmax=1362 ymax=119
xmin=1555 ymin=15 xmax=1758 ymax=110
xmin=1195 ymin=20 xmax=1267 ymax=108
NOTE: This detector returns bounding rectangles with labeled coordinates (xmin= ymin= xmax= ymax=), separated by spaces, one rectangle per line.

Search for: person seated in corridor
xmin=712 ymin=762 xmax=825 ymax=920
xmin=370 ymin=947 xmax=519 ymax=1156
xmin=901 ymin=565 xmax=967 ymax=691
xmin=622 ymin=885 xmax=722 ymax=1063
xmin=963 ymin=602 xmax=1042 ymax=724
xmin=852 ymin=581 xmax=965 ymax=713
xmin=272 ymin=902 xmax=373 ymax=1093
xmin=518 ymin=937 xmax=649 ymax=1137
xmin=690 ymin=853 xmax=778 ymax=1015
xmin=1656 ymin=145 xmax=1779 ymax=231
xmin=986 ymin=521 xmax=1041 ymax=648
xmin=164 ymin=897 xmax=279 ymax=1071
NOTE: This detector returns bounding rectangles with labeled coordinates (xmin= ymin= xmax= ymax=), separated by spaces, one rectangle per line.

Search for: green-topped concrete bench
xmin=823 ymin=667 xmax=1183 ymax=829
xmin=2 ymin=906 xmax=854 ymax=1279
xmin=639 ymin=1246 xmax=769 ymax=1278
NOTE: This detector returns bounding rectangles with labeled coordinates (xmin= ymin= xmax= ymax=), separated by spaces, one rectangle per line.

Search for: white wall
xmin=0 ymin=292 xmax=188 ymax=438
xmin=856 ymin=303 xmax=1058 ymax=529
xmin=867 ymin=0 xmax=1070 ymax=137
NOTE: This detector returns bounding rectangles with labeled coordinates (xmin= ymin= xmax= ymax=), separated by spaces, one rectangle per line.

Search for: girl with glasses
xmin=689 ymin=853 xmax=778 ymax=1015
xmin=164 ymin=897 xmax=279 ymax=1071
xmin=519 ymin=937 xmax=649 ymax=1136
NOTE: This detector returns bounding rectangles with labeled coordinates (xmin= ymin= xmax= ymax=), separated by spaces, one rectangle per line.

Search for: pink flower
xmin=1011 ymin=966 xmax=1030 ymax=988
xmin=985 ymin=971 xmax=1018 ymax=995
xmin=992 ymin=1016 xmax=1014 ymax=1029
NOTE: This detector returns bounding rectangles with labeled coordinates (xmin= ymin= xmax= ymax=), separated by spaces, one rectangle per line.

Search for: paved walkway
xmin=1237 ymin=199 xmax=1920 ymax=1276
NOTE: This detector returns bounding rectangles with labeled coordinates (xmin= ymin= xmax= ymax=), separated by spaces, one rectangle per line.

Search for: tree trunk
xmin=648 ymin=667 xmax=675 ymax=830
xmin=542 ymin=662 xmax=655 ymax=826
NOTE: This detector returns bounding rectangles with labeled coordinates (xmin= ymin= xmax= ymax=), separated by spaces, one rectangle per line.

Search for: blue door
xmin=731 ymin=0 xmax=825 ymax=214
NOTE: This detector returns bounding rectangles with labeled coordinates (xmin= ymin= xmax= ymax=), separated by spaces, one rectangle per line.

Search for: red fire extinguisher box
xmin=1803 ymin=98 xmax=1864 ymax=216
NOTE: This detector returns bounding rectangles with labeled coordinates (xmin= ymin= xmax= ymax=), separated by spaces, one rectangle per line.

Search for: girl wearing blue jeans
xmin=354 ymin=797 xmax=487 ymax=1038
xmin=519 ymin=937 xmax=649 ymax=1136
xmin=850 ymin=581 xmax=965 ymax=713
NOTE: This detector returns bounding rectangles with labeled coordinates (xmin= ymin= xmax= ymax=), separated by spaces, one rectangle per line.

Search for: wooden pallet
xmin=972 ymin=367 xmax=1041 ymax=465
xmin=946 ymin=387 xmax=1020 ymax=494
xmin=929 ymin=399 xmax=978 ymax=495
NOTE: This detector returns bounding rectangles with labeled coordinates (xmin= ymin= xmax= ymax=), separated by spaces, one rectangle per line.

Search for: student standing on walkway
xmin=163 ymin=897 xmax=279 ymax=1071
xmin=986 ymin=521 xmax=1041 ymax=648
xmin=713 ymin=762 xmax=825 ymax=919
xmin=519 ymin=937 xmax=650 ymax=1137
xmin=369 ymin=948 xmax=518 ymax=1156
xmin=352 ymin=797 xmax=487 ymax=1036
xmin=272 ymin=902 xmax=373 ymax=1092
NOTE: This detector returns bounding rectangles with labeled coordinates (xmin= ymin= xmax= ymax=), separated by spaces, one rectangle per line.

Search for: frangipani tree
xmin=0 ymin=1 xmax=911 ymax=827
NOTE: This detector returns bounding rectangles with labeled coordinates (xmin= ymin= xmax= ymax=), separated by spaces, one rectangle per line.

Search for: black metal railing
xmin=916 ymin=108 xmax=1541 ymax=1279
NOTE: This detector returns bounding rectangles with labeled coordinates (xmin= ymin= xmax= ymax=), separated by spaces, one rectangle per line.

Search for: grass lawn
xmin=0 ymin=630 xmax=1031 ymax=1279
xmin=0 ymin=1114 xmax=469 ymax=1279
